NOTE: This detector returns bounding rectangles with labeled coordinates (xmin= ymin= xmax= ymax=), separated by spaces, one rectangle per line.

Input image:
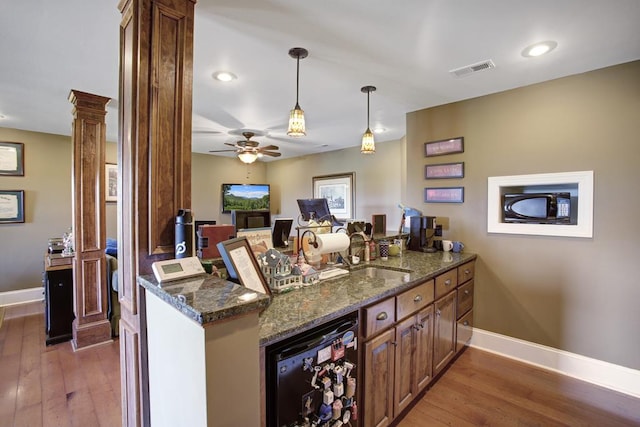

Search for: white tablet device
xmin=151 ymin=256 xmax=206 ymax=283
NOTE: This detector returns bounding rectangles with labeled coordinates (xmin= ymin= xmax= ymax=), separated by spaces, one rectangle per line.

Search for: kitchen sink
xmin=349 ymin=266 xmax=411 ymax=283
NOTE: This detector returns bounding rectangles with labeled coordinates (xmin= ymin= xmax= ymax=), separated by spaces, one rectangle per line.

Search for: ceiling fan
xmin=208 ymin=131 xmax=281 ymax=164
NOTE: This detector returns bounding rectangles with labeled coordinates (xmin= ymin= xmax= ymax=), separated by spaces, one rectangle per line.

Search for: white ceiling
xmin=1 ymin=0 xmax=639 ymax=161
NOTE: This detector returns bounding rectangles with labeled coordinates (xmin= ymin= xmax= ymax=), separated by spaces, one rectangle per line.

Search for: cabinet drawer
xmin=457 ymin=280 xmax=474 ymax=319
xmin=396 ymin=280 xmax=434 ymax=321
xmin=363 ymin=297 xmax=396 ymax=339
xmin=456 ymin=309 xmax=473 ymax=352
xmin=457 ymin=261 xmax=475 ymax=285
xmin=435 ymin=269 xmax=457 ymax=299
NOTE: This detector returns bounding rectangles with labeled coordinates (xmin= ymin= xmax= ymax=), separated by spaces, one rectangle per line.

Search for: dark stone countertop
xmin=258 ymin=250 xmax=477 ymax=347
xmin=138 ymin=274 xmax=272 ymax=326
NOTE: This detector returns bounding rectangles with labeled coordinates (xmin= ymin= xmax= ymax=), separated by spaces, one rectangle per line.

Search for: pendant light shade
xmin=287 ymin=47 xmax=308 ymax=137
xmin=361 ymin=85 xmax=377 ymax=154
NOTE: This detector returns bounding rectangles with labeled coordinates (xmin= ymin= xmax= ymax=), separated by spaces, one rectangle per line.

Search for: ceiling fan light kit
xmin=209 ymin=131 xmax=281 ymax=163
xmin=361 ymin=85 xmax=377 ymax=154
xmin=287 ymin=47 xmax=309 ymax=137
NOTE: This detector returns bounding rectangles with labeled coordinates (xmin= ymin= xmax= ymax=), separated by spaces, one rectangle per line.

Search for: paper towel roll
xmin=314 ymin=233 xmax=350 ymax=254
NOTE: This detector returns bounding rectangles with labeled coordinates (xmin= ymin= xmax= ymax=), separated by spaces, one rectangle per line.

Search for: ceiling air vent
xmin=449 ymin=59 xmax=496 ymax=78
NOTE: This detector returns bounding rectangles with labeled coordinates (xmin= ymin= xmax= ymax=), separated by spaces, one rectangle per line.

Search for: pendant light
xmin=287 ymin=47 xmax=309 ymax=137
xmin=360 ymin=85 xmax=376 ymax=154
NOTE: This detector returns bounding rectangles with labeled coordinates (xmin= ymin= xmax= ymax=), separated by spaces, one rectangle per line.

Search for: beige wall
xmin=2 ymin=61 xmax=637 ymax=371
xmin=0 ymin=129 xmax=73 ymax=292
xmin=406 ymin=60 xmax=640 ymax=370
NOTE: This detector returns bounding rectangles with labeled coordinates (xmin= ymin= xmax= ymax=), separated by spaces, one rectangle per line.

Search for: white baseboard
xmin=470 ymin=328 xmax=640 ymax=399
xmin=0 ymin=287 xmax=44 ymax=307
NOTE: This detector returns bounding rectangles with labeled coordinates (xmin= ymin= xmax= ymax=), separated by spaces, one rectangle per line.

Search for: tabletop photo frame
xmin=218 ymin=237 xmax=271 ymax=295
xmin=0 ymin=142 xmax=25 ymax=176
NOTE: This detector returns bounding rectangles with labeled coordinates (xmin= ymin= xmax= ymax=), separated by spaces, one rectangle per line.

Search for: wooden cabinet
xmin=361 ymin=260 xmax=476 ymax=425
xmin=362 ymin=280 xmax=435 ymax=426
xmin=456 ymin=261 xmax=475 ymax=353
xmin=364 ymin=328 xmax=395 ymax=427
xmin=433 ymin=290 xmax=457 ymax=375
xmin=43 ymin=263 xmax=74 ymax=345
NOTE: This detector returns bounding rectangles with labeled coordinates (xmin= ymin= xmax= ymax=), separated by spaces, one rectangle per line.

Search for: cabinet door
xmin=433 ymin=291 xmax=456 ymax=375
xmin=364 ymin=328 xmax=395 ymax=427
xmin=45 ymin=269 xmax=74 ymax=344
xmin=414 ymin=305 xmax=434 ymax=392
xmin=393 ymin=316 xmax=416 ymax=417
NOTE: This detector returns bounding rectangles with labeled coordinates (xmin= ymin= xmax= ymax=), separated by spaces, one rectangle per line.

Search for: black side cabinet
xmin=43 ymin=264 xmax=74 ymax=345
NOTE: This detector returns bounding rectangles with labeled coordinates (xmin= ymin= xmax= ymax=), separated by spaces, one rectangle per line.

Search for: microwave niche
xmin=503 ymin=192 xmax=571 ymax=224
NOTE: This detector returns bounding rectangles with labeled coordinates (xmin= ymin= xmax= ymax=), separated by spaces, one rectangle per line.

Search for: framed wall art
xmin=425 ymin=162 xmax=465 ymax=179
xmin=0 ymin=190 xmax=25 ymax=223
xmin=0 ymin=142 xmax=25 ymax=176
xmin=424 ymin=137 xmax=464 ymax=157
xmin=105 ymin=163 xmax=118 ymax=202
xmin=312 ymin=172 xmax=355 ymax=220
xmin=424 ymin=187 xmax=464 ymax=203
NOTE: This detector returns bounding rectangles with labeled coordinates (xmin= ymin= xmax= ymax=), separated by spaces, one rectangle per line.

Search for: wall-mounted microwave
xmin=502 ymin=192 xmax=571 ymax=224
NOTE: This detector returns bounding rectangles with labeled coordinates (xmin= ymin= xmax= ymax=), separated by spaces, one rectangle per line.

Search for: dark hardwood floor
xmin=1 ymin=302 xmax=639 ymax=426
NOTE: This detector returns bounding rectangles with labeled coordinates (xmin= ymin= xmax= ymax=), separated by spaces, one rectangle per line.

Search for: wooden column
xmin=68 ymin=90 xmax=113 ymax=350
xmin=117 ymin=0 xmax=195 ymax=425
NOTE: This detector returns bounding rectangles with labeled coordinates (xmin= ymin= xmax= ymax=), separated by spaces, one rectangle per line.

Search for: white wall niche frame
xmin=487 ymin=171 xmax=594 ymax=238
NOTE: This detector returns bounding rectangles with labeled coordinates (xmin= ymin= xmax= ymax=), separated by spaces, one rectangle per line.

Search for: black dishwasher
xmin=266 ymin=312 xmax=359 ymax=427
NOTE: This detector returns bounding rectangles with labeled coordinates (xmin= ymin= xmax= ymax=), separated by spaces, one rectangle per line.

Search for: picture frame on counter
xmin=424 ymin=137 xmax=464 ymax=157
xmin=0 ymin=142 xmax=25 ymax=176
xmin=217 ymin=237 xmax=272 ymax=295
xmin=425 ymin=162 xmax=465 ymax=179
xmin=0 ymin=190 xmax=25 ymax=223
xmin=424 ymin=187 xmax=464 ymax=203
xmin=105 ymin=163 xmax=117 ymax=203
xmin=312 ymin=172 xmax=355 ymax=220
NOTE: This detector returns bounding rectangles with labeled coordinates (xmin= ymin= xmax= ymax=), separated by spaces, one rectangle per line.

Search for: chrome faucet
xmin=348 ymin=232 xmax=370 ymax=259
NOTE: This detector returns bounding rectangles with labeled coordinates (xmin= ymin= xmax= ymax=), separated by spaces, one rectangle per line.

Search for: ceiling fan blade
xmin=261 ymin=151 xmax=281 ymax=157
xmin=260 ymin=144 xmax=279 ymax=151
xmin=224 ymin=142 xmax=238 ymax=148
xmin=209 ymin=149 xmax=238 ymax=153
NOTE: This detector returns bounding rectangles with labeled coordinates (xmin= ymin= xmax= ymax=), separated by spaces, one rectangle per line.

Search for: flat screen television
xmin=296 ymin=198 xmax=343 ymax=226
xmin=221 ymin=184 xmax=270 ymax=214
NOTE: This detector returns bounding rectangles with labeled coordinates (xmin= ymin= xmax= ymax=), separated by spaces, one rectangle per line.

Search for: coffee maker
xmin=408 ymin=216 xmax=436 ymax=252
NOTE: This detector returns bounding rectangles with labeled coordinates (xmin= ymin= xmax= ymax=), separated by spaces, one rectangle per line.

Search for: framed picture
xmin=218 ymin=237 xmax=271 ymax=295
xmin=425 ymin=162 xmax=465 ymax=179
xmin=424 ymin=137 xmax=464 ymax=157
xmin=105 ymin=163 xmax=117 ymax=202
xmin=425 ymin=187 xmax=464 ymax=203
xmin=0 ymin=142 xmax=25 ymax=176
xmin=236 ymin=227 xmax=273 ymax=255
xmin=312 ymin=172 xmax=355 ymax=220
xmin=0 ymin=190 xmax=25 ymax=223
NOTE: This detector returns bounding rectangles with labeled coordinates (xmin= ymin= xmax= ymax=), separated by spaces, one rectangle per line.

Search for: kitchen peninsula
xmin=139 ymin=249 xmax=476 ymax=426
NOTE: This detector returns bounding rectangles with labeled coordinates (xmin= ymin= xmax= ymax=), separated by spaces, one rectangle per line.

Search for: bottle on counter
xmin=369 ymin=240 xmax=376 ymax=260
xmin=364 ymin=241 xmax=370 ymax=262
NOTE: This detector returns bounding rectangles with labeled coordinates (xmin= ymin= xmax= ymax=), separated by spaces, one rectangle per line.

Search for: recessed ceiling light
xmin=0 ymin=114 xmax=5 ymax=120
xmin=522 ymin=41 xmax=558 ymax=58
xmin=373 ymin=127 xmax=386 ymax=134
xmin=212 ymin=71 xmax=237 ymax=82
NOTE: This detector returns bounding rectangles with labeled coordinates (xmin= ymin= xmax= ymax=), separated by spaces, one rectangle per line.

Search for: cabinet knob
xmin=413 ymin=295 xmax=423 ymax=303
xmin=463 ymin=321 xmax=470 ymax=327
xmin=376 ymin=312 xmax=388 ymax=321
xmin=464 ymin=269 xmax=471 ymax=275
xmin=436 ymin=309 xmax=441 ymax=317
xmin=464 ymin=289 xmax=470 ymax=295
xmin=445 ymin=279 xmax=451 ymax=286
